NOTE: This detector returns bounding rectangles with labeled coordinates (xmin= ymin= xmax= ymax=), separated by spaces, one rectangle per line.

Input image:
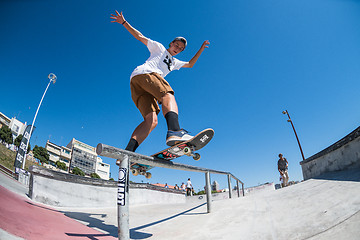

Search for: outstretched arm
xmin=110 ymin=10 xmax=148 ymax=46
xmin=183 ymin=40 xmax=210 ymax=68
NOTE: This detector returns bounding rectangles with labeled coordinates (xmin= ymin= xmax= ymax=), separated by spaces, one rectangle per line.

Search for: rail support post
xmin=227 ymin=174 xmax=232 ymax=199
xmin=236 ymin=181 xmax=240 ymax=197
xmin=117 ymin=155 xmax=130 ymax=240
xmin=205 ymin=171 xmax=212 ymax=213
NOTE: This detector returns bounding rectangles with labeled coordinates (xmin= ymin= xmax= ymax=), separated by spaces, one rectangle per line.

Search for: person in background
xmin=180 ymin=182 xmax=186 ymax=192
xmin=186 ymin=178 xmax=193 ymax=196
xmin=278 ymin=153 xmax=289 ymax=187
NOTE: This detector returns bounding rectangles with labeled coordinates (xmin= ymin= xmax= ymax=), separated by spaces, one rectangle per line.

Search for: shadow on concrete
xmin=65 ymin=233 xmax=113 ymax=240
xmin=62 ymin=211 xmax=118 ymax=238
xmin=130 ymin=202 xmax=206 ymax=239
xmin=62 ymin=211 xmax=152 ymax=239
xmin=59 ymin=203 xmax=206 ymax=239
xmin=23 ymin=202 xmax=116 ymax=238
xmin=313 ymin=167 xmax=360 ymax=182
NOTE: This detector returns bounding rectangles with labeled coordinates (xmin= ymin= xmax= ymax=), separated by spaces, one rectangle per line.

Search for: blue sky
xmin=1 ymin=0 xmax=360 ymax=190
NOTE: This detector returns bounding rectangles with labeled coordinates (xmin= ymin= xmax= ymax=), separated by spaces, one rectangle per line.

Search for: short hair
xmin=170 ymin=36 xmax=187 ymax=48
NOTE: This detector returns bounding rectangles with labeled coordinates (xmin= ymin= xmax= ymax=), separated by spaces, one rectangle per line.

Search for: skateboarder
xmin=111 ymin=10 xmax=210 ymax=152
xmin=278 ymin=153 xmax=289 ymax=187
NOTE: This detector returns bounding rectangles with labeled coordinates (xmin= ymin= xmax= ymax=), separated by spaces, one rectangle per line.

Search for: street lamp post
xmin=22 ymin=73 xmax=57 ymax=169
xmin=282 ymin=110 xmax=305 ymax=161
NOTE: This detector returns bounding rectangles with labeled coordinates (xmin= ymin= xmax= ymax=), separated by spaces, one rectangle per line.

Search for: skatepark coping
xmin=300 ymin=126 xmax=360 ymax=180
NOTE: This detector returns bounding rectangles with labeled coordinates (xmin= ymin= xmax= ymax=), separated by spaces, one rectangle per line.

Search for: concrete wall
xmin=187 ymin=183 xmax=274 ymax=203
xmin=29 ymin=165 xmax=185 ymax=207
xmin=300 ymin=126 xmax=360 ymax=180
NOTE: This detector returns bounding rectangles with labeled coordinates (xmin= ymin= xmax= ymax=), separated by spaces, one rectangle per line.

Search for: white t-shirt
xmin=186 ymin=180 xmax=192 ymax=188
xmin=130 ymin=38 xmax=188 ymax=80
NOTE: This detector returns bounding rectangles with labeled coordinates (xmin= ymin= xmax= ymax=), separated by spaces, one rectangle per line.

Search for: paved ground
xmin=1 ymin=168 xmax=360 ymax=240
xmin=0 ymin=173 xmax=117 ymax=240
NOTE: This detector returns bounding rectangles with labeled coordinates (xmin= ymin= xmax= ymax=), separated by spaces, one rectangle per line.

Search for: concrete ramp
xmin=1 ymin=168 xmax=359 ymax=239
xmin=55 ymin=168 xmax=360 ymax=240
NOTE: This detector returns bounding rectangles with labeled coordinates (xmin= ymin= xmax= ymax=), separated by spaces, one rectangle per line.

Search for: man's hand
xmin=200 ymin=40 xmax=210 ymax=51
xmin=110 ymin=10 xmax=126 ymax=24
xmin=183 ymin=40 xmax=210 ymax=68
xmin=110 ymin=10 xmax=148 ymax=45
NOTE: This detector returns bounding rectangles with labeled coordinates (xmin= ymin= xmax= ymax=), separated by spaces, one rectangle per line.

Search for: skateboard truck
xmin=118 ymin=160 xmax=152 ymax=179
xmin=131 ymin=166 xmax=152 ymax=179
xmin=183 ymin=146 xmax=201 ymax=161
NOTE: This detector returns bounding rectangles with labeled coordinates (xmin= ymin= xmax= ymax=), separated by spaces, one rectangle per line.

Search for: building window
xmin=12 ymin=125 xmax=20 ymax=133
xmin=60 ymin=157 xmax=69 ymax=163
xmin=63 ymin=149 xmax=70 ymax=154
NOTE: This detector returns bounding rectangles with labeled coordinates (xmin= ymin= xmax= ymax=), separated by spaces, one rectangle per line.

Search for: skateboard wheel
xmin=132 ymin=169 xmax=139 ymax=176
xmin=183 ymin=146 xmax=191 ymax=156
xmin=193 ymin=153 xmax=201 ymax=161
xmin=145 ymin=172 xmax=152 ymax=179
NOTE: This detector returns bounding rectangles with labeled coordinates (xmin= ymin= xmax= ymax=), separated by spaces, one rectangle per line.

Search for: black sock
xmin=165 ymin=111 xmax=180 ymax=131
xmin=125 ymin=138 xmax=139 ymax=152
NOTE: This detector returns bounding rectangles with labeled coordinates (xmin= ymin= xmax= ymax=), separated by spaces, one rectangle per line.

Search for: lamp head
xmin=48 ymin=73 xmax=57 ymax=84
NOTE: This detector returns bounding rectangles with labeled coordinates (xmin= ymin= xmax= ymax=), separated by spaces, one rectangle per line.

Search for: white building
xmin=45 ymin=140 xmax=72 ymax=172
xmin=0 ymin=112 xmax=27 ymax=149
xmin=67 ymin=138 xmax=110 ymax=180
xmin=95 ymin=157 xmax=110 ymax=180
xmin=9 ymin=118 xmax=27 ymax=140
xmin=0 ymin=112 xmax=11 ymax=128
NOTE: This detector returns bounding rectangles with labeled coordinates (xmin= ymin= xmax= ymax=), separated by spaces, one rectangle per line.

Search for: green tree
xmin=194 ymin=190 xmax=218 ymax=195
xmin=90 ymin=172 xmax=101 ymax=179
xmin=14 ymin=134 xmax=22 ymax=147
xmin=14 ymin=134 xmax=31 ymax=153
xmin=55 ymin=161 xmax=67 ymax=171
xmin=33 ymin=145 xmax=49 ymax=164
xmin=72 ymin=167 xmax=85 ymax=176
xmin=0 ymin=125 xmax=13 ymax=145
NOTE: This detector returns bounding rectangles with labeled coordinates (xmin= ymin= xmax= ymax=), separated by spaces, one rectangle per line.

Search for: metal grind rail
xmin=96 ymin=143 xmax=245 ymax=240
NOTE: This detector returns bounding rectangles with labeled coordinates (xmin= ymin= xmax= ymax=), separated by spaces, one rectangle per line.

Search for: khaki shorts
xmin=130 ymin=73 xmax=174 ymax=118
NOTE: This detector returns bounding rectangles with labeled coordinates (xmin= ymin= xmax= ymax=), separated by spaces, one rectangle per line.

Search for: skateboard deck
xmin=131 ymin=128 xmax=214 ymax=178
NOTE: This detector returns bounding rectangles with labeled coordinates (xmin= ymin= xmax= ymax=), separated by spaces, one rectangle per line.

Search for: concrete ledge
xmin=29 ymin=166 xmax=185 ymax=207
xmin=186 ymin=183 xmax=273 ymax=204
xmin=300 ymin=126 xmax=360 ymax=180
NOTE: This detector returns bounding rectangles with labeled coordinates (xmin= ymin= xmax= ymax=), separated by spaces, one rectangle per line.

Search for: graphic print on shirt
xmin=163 ymin=55 xmax=172 ymax=71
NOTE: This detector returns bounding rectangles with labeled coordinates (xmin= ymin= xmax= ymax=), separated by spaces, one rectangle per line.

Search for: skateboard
xmin=131 ymin=128 xmax=214 ymax=179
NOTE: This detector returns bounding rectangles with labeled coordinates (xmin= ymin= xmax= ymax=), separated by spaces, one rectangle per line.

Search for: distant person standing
xmin=180 ymin=182 xmax=186 ymax=192
xmin=186 ymin=178 xmax=193 ymax=196
xmin=278 ymin=153 xmax=289 ymax=187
